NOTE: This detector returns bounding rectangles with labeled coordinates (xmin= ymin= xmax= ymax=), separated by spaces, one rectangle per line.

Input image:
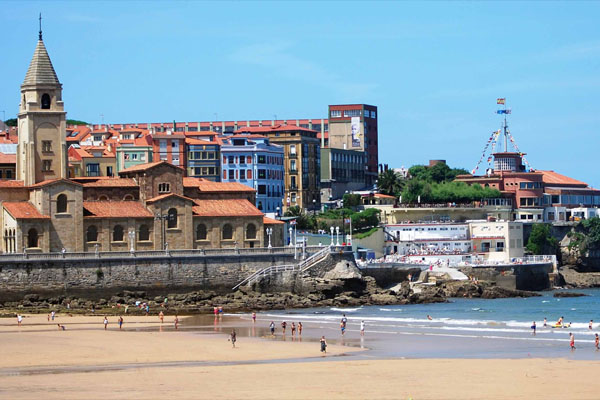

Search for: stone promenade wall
xmin=0 ymin=253 xmax=302 ymax=301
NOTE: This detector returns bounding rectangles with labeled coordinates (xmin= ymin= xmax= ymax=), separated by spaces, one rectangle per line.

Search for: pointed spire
xmin=22 ymin=22 xmax=60 ymax=86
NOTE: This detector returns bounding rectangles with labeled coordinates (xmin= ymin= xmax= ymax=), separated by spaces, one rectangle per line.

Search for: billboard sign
xmin=351 ymin=117 xmax=361 ymax=147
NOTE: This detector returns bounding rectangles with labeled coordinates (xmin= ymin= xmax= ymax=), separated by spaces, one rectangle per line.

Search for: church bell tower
xmin=17 ymin=17 xmax=67 ymax=185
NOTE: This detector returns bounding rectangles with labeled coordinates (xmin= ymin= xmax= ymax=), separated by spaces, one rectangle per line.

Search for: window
xmin=222 ymin=224 xmax=233 ymax=240
xmin=86 ymin=225 xmax=98 ymax=242
xmin=86 ymin=163 xmax=99 ymax=177
xmin=158 ymin=183 xmax=170 ymax=193
xmin=343 ymin=109 xmax=361 ymax=117
xmin=371 ymin=111 xmax=376 ymax=118
xmin=247 ymin=169 xmax=252 ymax=179
xmin=258 ymin=184 xmax=266 ymax=194
xmin=138 ymin=224 xmax=150 ymax=241
xmin=42 ymin=160 xmax=52 ymax=172
xmin=258 ymin=155 xmax=266 ymax=164
xmin=123 ymin=194 xmax=134 ymax=201
xmin=27 ymin=228 xmax=39 ymax=248
xmin=228 ymin=156 xmax=235 ymax=164
xmin=106 ymin=166 xmax=113 ymax=177
xmin=42 ymin=140 xmax=52 ymax=152
xmin=290 ymin=145 xmax=296 ymax=155
xmin=330 ymin=110 xmax=341 ymax=118
xmin=196 ymin=224 xmax=207 ymax=240
xmin=56 ymin=194 xmax=67 ymax=213
xmin=290 ymin=160 xmax=296 ymax=172
xmin=246 ymin=224 xmax=256 ymax=239
xmin=113 ymin=225 xmax=124 ymax=242
xmin=167 ymin=208 xmax=177 ymax=229
xmin=228 ymin=170 xmax=235 ymax=180
xmin=247 ymin=156 xmax=252 ymax=164
xmin=6 ymin=170 xmax=11 ymax=179
xmin=240 ymin=169 xmax=246 ymax=180
xmin=41 ymin=93 xmax=51 ymax=109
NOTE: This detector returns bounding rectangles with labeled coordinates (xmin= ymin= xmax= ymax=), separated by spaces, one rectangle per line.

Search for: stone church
xmin=0 ymin=32 xmax=278 ymax=253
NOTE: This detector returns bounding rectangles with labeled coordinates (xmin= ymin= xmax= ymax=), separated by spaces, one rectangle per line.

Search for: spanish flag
xmin=497 ymin=98 xmax=506 ymax=105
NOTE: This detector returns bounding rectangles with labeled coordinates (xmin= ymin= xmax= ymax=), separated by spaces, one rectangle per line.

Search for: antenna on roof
xmin=39 ymin=13 xmax=42 ymax=40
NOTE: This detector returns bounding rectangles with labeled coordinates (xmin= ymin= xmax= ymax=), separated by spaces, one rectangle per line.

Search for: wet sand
xmin=1 ymin=313 xmax=600 ymax=399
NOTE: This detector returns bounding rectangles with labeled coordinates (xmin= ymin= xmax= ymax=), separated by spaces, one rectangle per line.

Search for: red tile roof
xmin=146 ymin=193 xmax=194 ymax=204
xmin=362 ymin=193 xmax=396 ymax=199
xmin=183 ymin=178 xmax=255 ymax=192
xmin=82 ymin=178 xmax=138 ymax=188
xmin=0 ymin=153 xmax=16 ymax=164
xmin=0 ymin=180 xmax=25 ymax=188
xmin=263 ymin=216 xmax=284 ymax=225
xmin=539 ymin=170 xmax=588 ymax=187
xmin=235 ymin=124 xmax=318 ymax=134
xmin=185 ymin=137 xmax=223 ymax=145
xmin=3 ymin=202 xmax=49 ymax=219
xmin=192 ymin=199 xmax=263 ymax=217
xmin=83 ymin=201 xmax=153 ymax=218
xmin=119 ymin=161 xmax=172 ymax=173
xmin=29 ymin=179 xmax=83 ymax=188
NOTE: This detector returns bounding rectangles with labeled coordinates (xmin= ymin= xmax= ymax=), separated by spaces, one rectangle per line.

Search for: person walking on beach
xmin=320 ymin=336 xmax=327 ymax=353
xmin=340 ymin=321 xmax=346 ymax=336
xmin=103 ymin=316 xmax=108 ymax=330
xmin=118 ymin=316 xmax=124 ymax=330
xmin=159 ymin=311 xmax=164 ymax=324
xmin=298 ymin=322 xmax=303 ymax=336
xmin=270 ymin=321 xmax=275 ymax=336
xmin=291 ymin=322 xmax=296 ymax=336
xmin=17 ymin=314 xmax=22 ymax=327
xmin=360 ymin=320 xmax=365 ymax=336
xmin=595 ymin=334 xmax=599 ymax=350
xmin=252 ymin=312 xmax=256 ymax=323
xmin=230 ymin=330 xmax=237 ymax=348
xmin=174 ymin=315 xmax=179 ymax=330
xmin=341 ymin=314 xmax=347 ymax=328
xmin=531 ymin=321 xmax=536 ymax=335
xmin=51 ymin=311 xmax=56 ymax=321
xmin=281 ymin=321 xmax=287 ymax=335
xmin=570 ymin=333 xmax=575 ymax=350
xmin=590 ymin=320 xmax=594 ymax=330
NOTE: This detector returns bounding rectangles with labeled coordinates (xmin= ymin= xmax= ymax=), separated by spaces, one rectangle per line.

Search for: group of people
xmin=528 ymin=317 xmax=600 ymax=350
xmin=269 ymin=320 xmax=303 ymax=336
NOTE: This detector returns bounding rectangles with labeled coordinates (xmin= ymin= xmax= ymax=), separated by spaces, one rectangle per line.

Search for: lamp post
xmin=266 ymin=227 xmax=273 ymax=249
xmin=289 ymin=227 xmax=293 ymax=247
xmin=128 ymin=229 xmax=135 ymax=253
xmin=154 ymin=212 xmax=172 ymax=251
xmin=330 ymin=226 xmax=335 ymax=246
xmin=312 ymin=199 xmax=316 ymax=216
xmin=335 ymin=226 xmax=340 ymax=246
xmin=276 ymin=206 xmax=280 ymax=219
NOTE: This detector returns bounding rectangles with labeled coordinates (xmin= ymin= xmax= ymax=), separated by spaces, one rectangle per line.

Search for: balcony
xmin=288 ymin=152 xmax=297 ymax=159
xmin=289 ymin=168 xmax=298 ymax=174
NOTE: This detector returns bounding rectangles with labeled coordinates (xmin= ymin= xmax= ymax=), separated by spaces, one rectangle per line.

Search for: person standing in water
xmin=320 ymin=336 xmax=327 ymax=353
xmin=543 ymin=318 xmax=547 ymax=328
xmin=252 ymin=312 xmax=256 ymax=323
xmin=595 ymin=334 xmax=599 ymax=350
xmin=590 ymin=320 xmax=594 ymax=330
xmin=360 ymin=320 xmax=365 ymax=336
xmin=270 ymin=321 xmax=275 ymax=336
xmin=291 ymin=322 xmax=296 ymax=336
xmin=159 ymin=311 xmax=164 ymax=324
xmin=531 ymin=321 xmax=536 ymax=335
xmin=298 ymin=322 xmax=303 ymax=335
xmin=570 ymin=333 xmax=575 ymax=350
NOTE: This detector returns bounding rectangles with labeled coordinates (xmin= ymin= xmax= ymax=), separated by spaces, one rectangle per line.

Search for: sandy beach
xmin=1 ymin=314 xmax=600 ymax=399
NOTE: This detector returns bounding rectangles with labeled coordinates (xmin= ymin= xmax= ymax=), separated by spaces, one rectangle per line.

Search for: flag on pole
xmin=497 ymin=98 xmax=505 ymax=105
xmin=344 ymin=218 xmax=351 ymax=224
xmin=496 ymin=109 xmax=512 ymax=114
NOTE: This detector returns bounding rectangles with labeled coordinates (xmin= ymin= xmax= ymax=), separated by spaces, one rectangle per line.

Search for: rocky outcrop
xmin=553 ymin=291 xmax=587 ymax=298
xmin=439 ymin=280 xmax=540 ymax=299
xmin=559 ymin=266 xmax=600 ymax=288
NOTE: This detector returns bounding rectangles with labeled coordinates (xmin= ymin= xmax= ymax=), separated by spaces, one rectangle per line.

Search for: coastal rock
xmin=559 ymin=266 xmax=600 ymax=288
xmin=323 ymin=261 xmax=362 ymax=280
xmin=368 ymin=293 xmax=398 ymax=305
xmin=553 ymin=291 xmax=587 ymax=298
xmin=480 ymin=287 xmax=540 ymax=299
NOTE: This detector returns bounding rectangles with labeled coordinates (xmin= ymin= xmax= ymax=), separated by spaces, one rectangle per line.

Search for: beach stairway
xmin=232 ymin=246 xmax=331 ymax=290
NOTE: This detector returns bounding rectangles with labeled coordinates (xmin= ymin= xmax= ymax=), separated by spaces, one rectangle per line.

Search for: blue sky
xmin=1 ymin=1 xmax=599 ymax=188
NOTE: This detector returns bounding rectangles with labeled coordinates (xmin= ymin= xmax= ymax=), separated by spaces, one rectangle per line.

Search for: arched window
xmin=57 ymin=194 xmax=67 ymax=213
xmin=222 ymin=224 xmax=233 ymax=240
xmin=246 ymin=223 xmax=256 ymax=239
xmin=138 ymin=224 xmax=150 ymax=241
xmin=41 ymin=93 xmax=51 ymax=109
xmin=196 ymin=224 xmax=207 ymax=240
xmin=113 ymin=225 xmax=124 ymax=242
xmin=27 ymin=228 xmax=39 ymax=248
xmin=98 ymin=195 xmax=109 ymax=201
xmin=123 ymin=194 xmax=134 ymax=201
xmin=167 ymin=208 xmax=177 ymax=229
xmin=87 ymin=225 xmax=98 ymax=242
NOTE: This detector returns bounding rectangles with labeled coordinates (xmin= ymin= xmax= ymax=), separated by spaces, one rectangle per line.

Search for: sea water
xmin=255 ymin=289 xmax=600 ymax=360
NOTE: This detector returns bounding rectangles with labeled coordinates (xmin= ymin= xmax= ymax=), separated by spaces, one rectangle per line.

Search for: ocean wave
xmin=379 ymin=308 xmax=403 ymax=312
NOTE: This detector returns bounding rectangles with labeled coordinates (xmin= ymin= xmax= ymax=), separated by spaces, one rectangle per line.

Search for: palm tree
xmin=377 ymin=169 xmax=404 ymax=196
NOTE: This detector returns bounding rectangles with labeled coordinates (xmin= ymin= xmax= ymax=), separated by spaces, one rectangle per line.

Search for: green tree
xmin=342 ymin=193 xmax=361 ymax=208
xmin=4 ymin=118 xmax=17 ymax=127
xmin=568 ymin=217 xmax=600 ymax=256
xmin=67 ymin=119 xmax=89 ymax=125
xmin=377 ymin=169 xmax=403 ymax=197
xmin=526 ymin=223 xmax=558 ymax=255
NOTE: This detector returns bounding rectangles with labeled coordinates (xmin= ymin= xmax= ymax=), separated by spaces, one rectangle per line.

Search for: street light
xmin=154 ymin=212 xmax=173 ymax=251
xmin=289 ymin=227 xmax=293 ymax=247
xmin=335 ymin=226 xmax=340 ymax=246
xmin=330 ymin=226 xmax=335 ymax=246
xmin=312 ymin=199 xmax=316 ymax=216
xmin=128 ymin=229 xmax=135 ymax=253
xmin=276 ymin=206 xmax=280 ymax=219
xmin=266 ymin=227 xmax=273 ymax=249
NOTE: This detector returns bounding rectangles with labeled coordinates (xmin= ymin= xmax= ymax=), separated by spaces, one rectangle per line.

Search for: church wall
xmin=83 ymin=187 xmax=139 ymax=201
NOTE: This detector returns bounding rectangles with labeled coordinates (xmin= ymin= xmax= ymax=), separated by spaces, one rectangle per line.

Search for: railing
xmin=298 ymin=246 xmax=330 ymax=272
xmin=0 ymin=246 xmax=326 ymax=262
xmin=232 ymin=264 xmax=297 ymax=290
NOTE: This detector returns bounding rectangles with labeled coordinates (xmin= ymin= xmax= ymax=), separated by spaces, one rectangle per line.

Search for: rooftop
xmin=23 ymin=39 xmax=60 ymax=86
xmin=83 ymin=201 xmax=153 ymax=218
xmin=192 ymin=199 xmax=263 ymax=217
xmin=3 ymin=201 xmax=49 ymax=219
xmin=539 ymin=170 xmax=588 ymax=187
xmin=183 ymin=177 xmax=255 ymax=192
